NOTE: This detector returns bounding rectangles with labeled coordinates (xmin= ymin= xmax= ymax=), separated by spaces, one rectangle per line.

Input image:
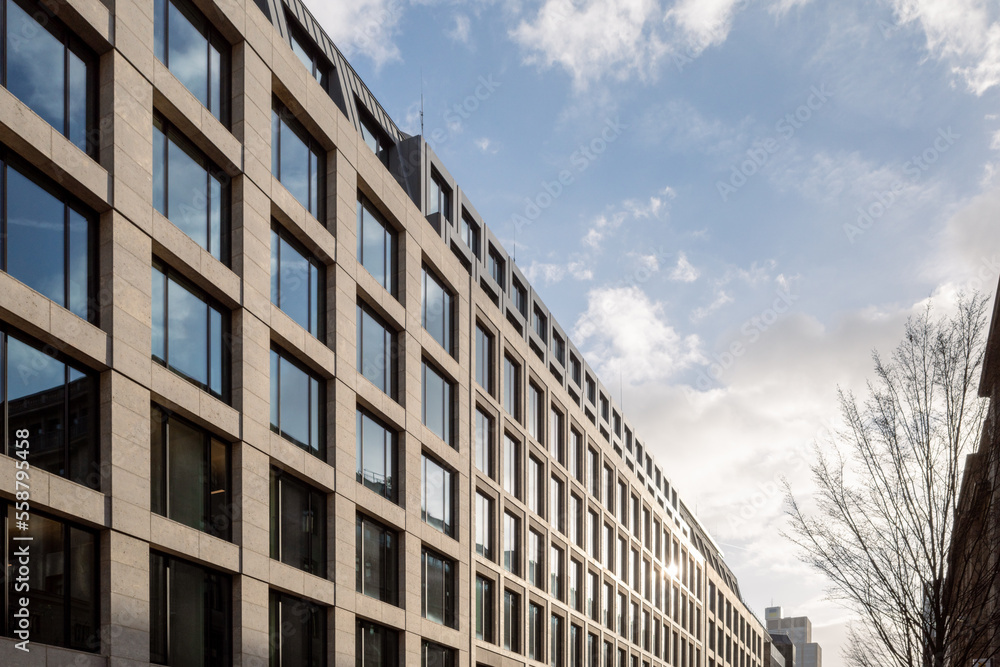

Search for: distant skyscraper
xmin=765 ymin=607 xmax=823 ymax=667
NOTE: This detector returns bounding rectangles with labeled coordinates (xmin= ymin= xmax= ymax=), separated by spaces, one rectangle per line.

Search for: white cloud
xmin=666 ymin=0 xmax=747 ymax=54
xmin=524 ymin=260 xmax=594 ymax=284
xmin=887 ymin=0 xmax=1000 ymax=95
xmin=669 ymin=252 xmax=700 ymax=282
xmin=448 ymin=14 xmax=472 ymax=44
xmin=475 ymin=137 xmax=499 ymax=154
xmin=510 ymin=0 xmax=666 ymax=89
xmin=691 ymin=289 xmax=733 ymax=320
xmin=306 ymin=0 xmax=403 ymax=69
xmin=573 ymin=286 xmax=705 ymax=382
xmin=583 ymin=211 xmax=627 ymax=249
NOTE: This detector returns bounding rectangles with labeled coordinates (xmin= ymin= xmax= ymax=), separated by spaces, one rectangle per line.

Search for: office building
xmin=764 ymin=608 xmax=821 ymax=667
xmin=0 ymin=0 xmax=768 ymax=664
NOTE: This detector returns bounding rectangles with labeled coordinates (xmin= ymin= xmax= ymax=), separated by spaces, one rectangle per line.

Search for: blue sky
xmin=308 ymin=0 xmax=1000 ymax=662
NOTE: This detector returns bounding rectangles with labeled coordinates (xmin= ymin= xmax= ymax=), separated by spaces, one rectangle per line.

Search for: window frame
xmin=0 ymin=151 xmax=98 ymax=321
xmin=152 ymin=260 xmax=230 ymax=400
xmin=356 ymin=407 xmax=397 ymax=502
xmin=1 ymin=0 xmax=99 ymax=154
xmin=271 ymin=221 xmax=325 ymax=338
xmin=422 ymin=547 xmax=457 ymax=628
xmin=272 ymin=97 xmax=326 ymax=219
xmin=356 ymin=513 xmax=399 ymax=605
xmin=270 ymin=343 xmax=324 ymax=457
xmin=270 ymin=467 xmax=327 ymax=577
xmin=356 ymin=194 xmax=396 ymax=295
xmin=151 ymin=403 xmax=232 ymax=540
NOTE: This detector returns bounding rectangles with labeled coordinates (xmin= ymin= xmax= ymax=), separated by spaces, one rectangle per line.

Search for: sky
xmin=305 ymin=0 xmax=1000 ymax=663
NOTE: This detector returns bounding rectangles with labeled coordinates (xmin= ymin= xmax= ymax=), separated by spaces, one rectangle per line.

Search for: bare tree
xmin=785 ymin=292 xmax=1000 ymax=667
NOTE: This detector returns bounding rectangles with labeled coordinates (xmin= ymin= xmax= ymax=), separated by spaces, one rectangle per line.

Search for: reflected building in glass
xmin=0 ymin=0 xmax=768 ymax=665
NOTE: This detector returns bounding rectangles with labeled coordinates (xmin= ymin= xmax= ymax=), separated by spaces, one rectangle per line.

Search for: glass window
xmin=569 ymin=429 xmax=582 ymax=481
xmin=603 ymin=582 xmax=614 ymax=628
xmin=504 ymin=589 xmax=520 ymax=653
xmin=588 ymin=633 xmax=600 ymax=667
xmin=356 ymin=408 xmax=395 ymax=502
xmin=586 ymin=376 xmax=596 ymax=404
xmin=588 ymin=570 xmax=599 ymax=620
xmin=533 ymin=306 xmax=547 ymax=342
xmin=550 ymin=476 xmax=564 ymax=534
xmin=617 ymin=591 xmax=627 ymax=636
xmin=150 ymin=551 xmax=231 ymax=666
xmin=154 ymin=0 xmax=228 ymax=120
xmin=461 ymin=212 xmax=480 ymax=257
xmin=153 ymin=115 xmax=228 ymax=260
xmin=3 ymin=329 xmax=98 ymax=486
xmin=270 ymin=468 xmax=326 ymax=576
xmin=569 ymin=560 xmax=582 ymax=611
xmin=475 ymin=575 xmax=494 ymax=642
xmin=421 ymin=360 xmax=453 ymax=445
xmin=422 ymin=548 xmax=456 ymax=627
xmin=358 ymin=106 xmax=391 ymax=168
xmin=588 ymin=448 xmax=599 ymax=497
xmin=550 ymin=406 xmax=564 ymax=463
xmin=570 ymin=355 xmax=582 ymax=384
xmin=271 ymin=591 xmax=326 ymax=667
xmin=421 ymin=454 xmax=454 ymax=537
xmin=604 ymin=466 xmax=615 ymax=514
xmin=528 ymin=455 xmax=543 ymax=517
xmin=528 ymin=382 xmax=543 ymax=442
xmin=356 ymin=513 xmax=398 ymax=605
xmin=421 ymin=641 xmax=454 ymax=667
xmin=589 ymin=510 xmax=600 ymax=560
xmin=528 ymin=528 xmax=543 ymax=589
xmin=474 ymin=408 xmax=494 ymax=479
xmin=356 ymin=619 xmax=396 ymax=667
xmin=528 ymin=602 xmax=544 ymax=662
xmin=604 ymin=523 xmax=614 ymax=572
xmin=270 ymin=345 xmax=323 ymax=456
xmin=503 ymin=355 xmax=520 ymax=419
xmin=152 ymin=263 xmax=227 ymax=398
xmin=550 ymin=544 xmax=564 ymax=599
xmin=422 ymin=267 xmax=453 ymax=354
xmin=287 ymin=13 xmax=330 ymax=87
xmin=1 ymin=506 xmax=97 ymax=651
xmin=569 ymin=494 xmax=581 ymax=547
xmin=0 ymin=157 xmax=94 ymax=319
xmin=503 ymin=510 xmax=520 ymax=574
xmin=2 ymin=0 xmax=96 ymax=152
xmin=357 ymin=195 xmax=396 ymax=293
xmin=552 ymin=333 xmax=565 ymax=365
xmin=503 ymin=433 xmax=520 ymax=499
xmin=475 ymin=324 xmax=493 ymax=393
xmin=272 ymin=98 xmax=324 ymax=217
xmin=551 ymin=615 xmax=564 ymax=667
xmin=357 ymin=302 xmax=395 ymax=397
xmin=271 ymin=223 xmax=323 ymax=337
xmin=151 ymin=405 xmax=230 ymax=539
xmin=475 ymin=491 xmax=494 ymax=560
xmin=512 ymin=278 xmax=526 ymax=316
xmin=428 ymin=170 xmax=451 ymax=222
xmin=488 ymin=246 xmax=505 ymax=290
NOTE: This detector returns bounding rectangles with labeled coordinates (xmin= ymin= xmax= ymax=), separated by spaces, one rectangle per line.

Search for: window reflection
xmin=153 ymin=115 xmax=228 ymax=261
xmin=269 ymin=345 xmax=323 ymax=456
xmin=154 ymin=0 xmax=228 ymax=121
xmin=4 ymin=330 xmax=98 ymax=486
xmin=356 ymin=196 xmax=395 ymax=294
xmin=1 ymin=157 xmax=94 ymax=320
xmin=2 ymin=0 xmax=96 ymax=153
xmin=151 ymin=263 xmax=227 ymax=398
xmin=3 ymin=507 xmax=98 ymax=651
xmin=271 ymin=223 xmax=323 ymax=337
xmin=272 ymin=99 xmax=324 ymax=218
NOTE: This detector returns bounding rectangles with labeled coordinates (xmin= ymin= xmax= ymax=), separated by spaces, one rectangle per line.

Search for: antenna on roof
xmin=420 ymin=69 xmax=425 ymax=137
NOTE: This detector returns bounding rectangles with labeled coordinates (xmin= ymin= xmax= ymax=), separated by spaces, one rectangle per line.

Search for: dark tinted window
xmin=270 ymin=468 xmax=326 ymax=576
xmin=271 ymin=591 xmax=326 ymax=667
xmin=151 ymin=405 xmax=231 ymax=539
xmin=150 ymin=552 xmax=231 ymax=666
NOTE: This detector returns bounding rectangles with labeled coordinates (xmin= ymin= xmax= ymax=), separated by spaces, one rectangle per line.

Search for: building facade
xmin=764 ymin=608 xmax=821 ymax=667
xmin=0 ymin=0 xmax=767 ymax=665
